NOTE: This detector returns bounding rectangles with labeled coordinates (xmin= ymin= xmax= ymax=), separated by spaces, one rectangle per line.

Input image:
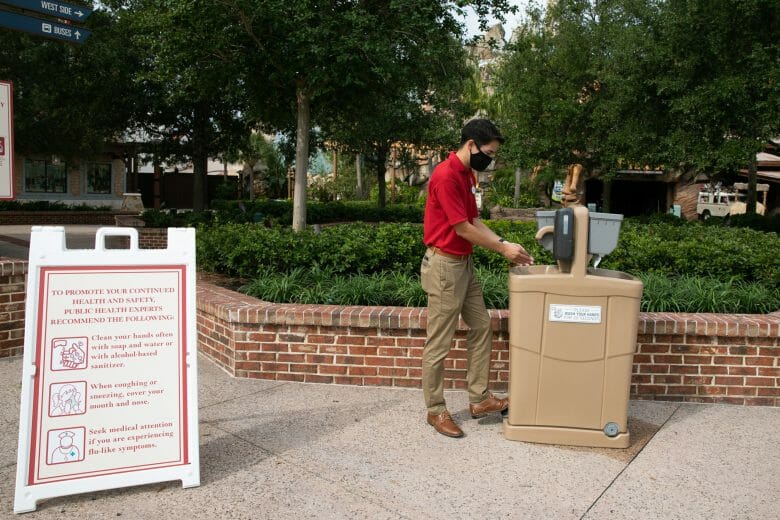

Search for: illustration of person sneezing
xmin=50 ymin=383 xmax=85 ymax=416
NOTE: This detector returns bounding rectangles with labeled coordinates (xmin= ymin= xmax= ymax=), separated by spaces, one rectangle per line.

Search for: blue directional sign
xmin=0 ymin=10 xmax=91 ymax=43
xmin=0 ymin=0 xmax=92 ymax=23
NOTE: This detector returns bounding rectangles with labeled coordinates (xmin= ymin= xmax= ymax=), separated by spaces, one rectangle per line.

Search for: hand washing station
xmin=503 ymin=206 xmax=642 ymax=448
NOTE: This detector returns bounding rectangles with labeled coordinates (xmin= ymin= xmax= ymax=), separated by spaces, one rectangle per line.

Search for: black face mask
xmin=469 ymin=145 xmax=493 ymax=171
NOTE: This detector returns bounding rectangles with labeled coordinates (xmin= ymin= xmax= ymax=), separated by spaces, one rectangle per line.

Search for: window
xmin=24 ymin=160 xmax=67 ymax=193
xmin=85 ymin=163 xmax=112 ymax=194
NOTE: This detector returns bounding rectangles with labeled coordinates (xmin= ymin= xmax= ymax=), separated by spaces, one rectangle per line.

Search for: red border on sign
xmin=0 ymin=80 xmax=15 ymax=200
xmin=28 ymin=265 xmax=189 ymax=485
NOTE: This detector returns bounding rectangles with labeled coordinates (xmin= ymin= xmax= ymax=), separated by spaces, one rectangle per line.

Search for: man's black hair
xmin=459 ymin=118 xmax=506 ymax=147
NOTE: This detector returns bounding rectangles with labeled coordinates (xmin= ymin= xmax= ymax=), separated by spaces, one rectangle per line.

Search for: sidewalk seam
xmin=579 ymin=403 xmax=682 ymax=520
xmin=198 ymin=382 xmax=290 ymax=411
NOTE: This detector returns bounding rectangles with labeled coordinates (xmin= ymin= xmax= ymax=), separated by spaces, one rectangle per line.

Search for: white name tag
xmin=548 ymin=304 xmax=602 ymax=324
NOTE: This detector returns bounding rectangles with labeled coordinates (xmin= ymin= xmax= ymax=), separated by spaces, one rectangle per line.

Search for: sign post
xmin=0 ymin=80 xmax=13 ymax=199
xmin=14 ymin=227 xmax=200 ymax=513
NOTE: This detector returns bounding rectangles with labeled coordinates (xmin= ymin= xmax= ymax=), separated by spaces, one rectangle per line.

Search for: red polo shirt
xmin=423 ymin=152 xmax=479 ymax=256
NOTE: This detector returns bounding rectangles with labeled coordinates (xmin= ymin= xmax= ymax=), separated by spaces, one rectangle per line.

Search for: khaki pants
xmin=420 ymin=249 xmax=493 ymax=414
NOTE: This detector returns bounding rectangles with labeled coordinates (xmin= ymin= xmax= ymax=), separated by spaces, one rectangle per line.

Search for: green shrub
xmin=199 ymin=219 xmax=779 ymax=286
xmin=241 ymin=266 xmax=427 ymax=307
xmin=141 ymin=209 xmax=214 ymax=228
xmin=0 ymin=200 xmax=112 ymax=211
xmin=638 ymin=273 xmax=780 ymax=313
xmin=723 ymin=213 xmax=780 ymax=233
xmin=197 ymin=222 xmax=428 ymax=278
xmin=238 ymin=267 xmax=779 ymax=313
xmin=602 ymin=220 xmax=778 ymax=287
xmin=202 ymin=199 xmax=424 ymax=226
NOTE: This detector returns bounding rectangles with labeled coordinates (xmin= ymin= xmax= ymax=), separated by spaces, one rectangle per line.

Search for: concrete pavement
xmin=0 ymin=225 xmax=104 ymax=260
xmin=1 ymin=354 xmax=778 ymax=519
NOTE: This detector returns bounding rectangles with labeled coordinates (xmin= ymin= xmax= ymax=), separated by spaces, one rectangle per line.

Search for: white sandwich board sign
xmin=14 ymin=227 xmax=200 ymax=513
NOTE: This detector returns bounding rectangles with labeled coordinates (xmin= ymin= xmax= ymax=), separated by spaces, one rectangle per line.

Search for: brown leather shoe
xmin=426 ymin=410 xmax=464 ymax=438
xmin=469 ymin=393 xmax=509 ymax=418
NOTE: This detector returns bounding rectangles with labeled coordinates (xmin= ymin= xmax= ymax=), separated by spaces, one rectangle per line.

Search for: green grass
xmin=241 ymin=266 xmax=427 ymax=307
xmin=240 ymin=267 xmax=780 ymax=313
xmin=637 ymin=273 xmax=780 ymax=314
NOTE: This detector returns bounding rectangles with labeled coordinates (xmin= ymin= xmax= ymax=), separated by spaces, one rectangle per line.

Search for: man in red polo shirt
xmin=421 ymin=118 xmax=533 ymax=438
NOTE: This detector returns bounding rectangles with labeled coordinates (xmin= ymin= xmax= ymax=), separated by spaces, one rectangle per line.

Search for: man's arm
xmin=453 ymin=219 xmax=533 ymax=265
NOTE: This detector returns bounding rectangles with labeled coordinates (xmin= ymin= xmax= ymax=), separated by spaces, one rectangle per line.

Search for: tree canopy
xmin=0 ymin=4 xmax=138 ymax=160
xmin=493 ymin=0 xmax=780 ymax=209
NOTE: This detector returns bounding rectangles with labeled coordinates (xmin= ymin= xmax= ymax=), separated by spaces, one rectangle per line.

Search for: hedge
xmin=197 ymin=220 xmax=778 ymax=287
xmin=143 ymin=200 xmax=424 ymax=228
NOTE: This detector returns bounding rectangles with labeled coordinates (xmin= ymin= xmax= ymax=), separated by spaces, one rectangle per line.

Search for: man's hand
xmin=501 ymin=241 xmax=534 ymax=266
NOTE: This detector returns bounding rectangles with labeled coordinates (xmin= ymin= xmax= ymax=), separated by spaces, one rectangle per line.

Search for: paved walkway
xmin=1 ymin=354 xmax=778 ymax=519
xmin=0 ymin=225 xmax=103 ymax=259
xmin=1 ymin=225 xmax=778 ymax=518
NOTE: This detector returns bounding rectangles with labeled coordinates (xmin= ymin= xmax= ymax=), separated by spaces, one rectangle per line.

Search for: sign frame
xmin=14 ymin=227 xmax=200 ymax=513
xmin=0 ymin=80 xmax=14 ymax=200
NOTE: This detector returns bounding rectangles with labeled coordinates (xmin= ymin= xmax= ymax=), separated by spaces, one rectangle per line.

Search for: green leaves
xmin=638 ymin=272 xmax=780 ymax=314
xmin=197 ymin=221 xmax=429 ymax=278
xmin=200 ymin=216 xmax=779 ymax=312
xmin=493 ymin=0 xmax=780 ymax=179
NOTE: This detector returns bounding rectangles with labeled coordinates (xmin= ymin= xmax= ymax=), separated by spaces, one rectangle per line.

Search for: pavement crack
xmin=198 ymin=382 xmax=289 ymax=411
xmin=579 ymin=403 xmax=682 ymax=520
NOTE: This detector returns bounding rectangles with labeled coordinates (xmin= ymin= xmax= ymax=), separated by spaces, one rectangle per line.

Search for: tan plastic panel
xmin=508 ymin=291 xmax=544 ymax=354
xmin=605 ymin=296 xmax=641 ymax=357
xmin=542 ymin=295 xmax=606 ymax=362
xmin=508 ymin=346 xmax=540 ymax=425
xmin=503 ymin=424 xmax=631 ymax=448
xmin=536 ymin=356 xmax=605 ymax=429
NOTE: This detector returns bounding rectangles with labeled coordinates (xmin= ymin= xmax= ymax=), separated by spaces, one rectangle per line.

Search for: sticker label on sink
xmin=548 ymin=304 xmax=602 ymax=324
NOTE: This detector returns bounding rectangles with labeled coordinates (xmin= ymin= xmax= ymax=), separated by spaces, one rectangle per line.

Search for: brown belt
xmin=427 ymin=246 xmax=470 ymax=261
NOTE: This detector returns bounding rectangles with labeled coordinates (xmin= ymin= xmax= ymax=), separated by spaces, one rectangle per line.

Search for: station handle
xmin=535 ymin=225 xmax=554 ymax=242
xmin=94 ymin=227 xmax=139 ymax=251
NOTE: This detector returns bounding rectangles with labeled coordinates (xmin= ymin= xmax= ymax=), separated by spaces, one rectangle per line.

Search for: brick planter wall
xmin=137 ymin=228 xmax=168 ymax=249
xmin=1 ymin=255 xmax=777 ymax=406
xmin=110 ymin=228 xmax=169 ymax=249
xmin=197 ymin=283 xmax=779 ymax=406
xmin=0 ymin=258 xmax=27 ymax=358
xmin=0 ymin=211 xmax=140 ymax=226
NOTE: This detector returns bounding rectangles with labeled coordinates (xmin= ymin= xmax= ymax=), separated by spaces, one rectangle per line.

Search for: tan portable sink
xmin=504 ymin=206 xmax=642 ymax=448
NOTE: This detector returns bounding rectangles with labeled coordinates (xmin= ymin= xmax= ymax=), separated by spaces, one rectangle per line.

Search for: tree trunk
xmin=132 ymin=151 xmax=139 ymax=193
xmin=192 ymin=102 xmax=209 ymax=211
xmin=390 ymin=147 xmax=396 ymax=204
xmin=602 ymin=178 xmax=612 ymax=213
xmin=123 ymin=155 xmax=134 ymax=193
xmin=292 ymin=84 xmax=311 ymax=231
xmin=377 ymin=144 xmax=388 ymax=209
xmin=514 ymin=168 xmax=522 ymax=207
xmin=153 ymin=163 xmax=161 ymax=209
xmin=247 ymin=165 xmax=254 ymax=201
xmin=746 ymin=157 xmax=758 ymax=215
xmin=355 ymin=153 xmax=363 ymax=198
